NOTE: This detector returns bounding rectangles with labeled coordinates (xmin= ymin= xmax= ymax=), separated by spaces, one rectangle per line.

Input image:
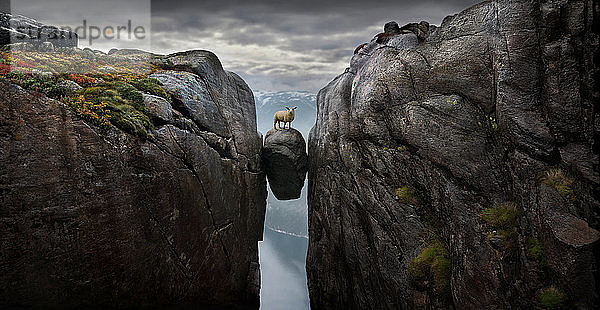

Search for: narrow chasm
xmin=255 ymin=91 xmax=315 ymax=309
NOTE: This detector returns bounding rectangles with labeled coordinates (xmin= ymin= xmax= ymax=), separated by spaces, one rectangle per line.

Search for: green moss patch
xmin=481 ymin=203 xmax=521 ymax=247
xmin=408 ymin=240 xmax=451 ymax=295
xmin=129 ymin=77 xmax=172 ymax=102
xmin=109 ymin=104 xmax=153 ymax=139
xmin=539 ymin=286 xmax=565 ymax=309
xmin=542 ymin=168 xmax=575 ymax=201
xmin=527 ymin=238 xmax=548 ymax=267
xmin=396 ymin=185 xmax=417 ymax=205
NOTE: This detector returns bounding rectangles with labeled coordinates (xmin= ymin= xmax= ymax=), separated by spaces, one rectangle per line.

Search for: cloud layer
xmin=150 ymin=0 xmax=478 ymax=91
xmin=10 ymin=0 xmax=479 ymax=92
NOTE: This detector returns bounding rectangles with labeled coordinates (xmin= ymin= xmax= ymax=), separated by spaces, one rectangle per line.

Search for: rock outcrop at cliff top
xmin=263 ymin=128 xmax=308 ymax=200
xmin=308 ymin=0 xmax=599 ymax=309
xmin=0 ymin=49 xmax=266 ymax=308
xmin=0 ymin=12 xmax=78 ymax=48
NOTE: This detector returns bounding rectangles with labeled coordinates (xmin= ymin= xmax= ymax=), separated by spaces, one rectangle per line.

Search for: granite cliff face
xmin=0 ymin=50 xmax=266 ymax=308
xmin=307 ymin=0 xmax=599 ymax=308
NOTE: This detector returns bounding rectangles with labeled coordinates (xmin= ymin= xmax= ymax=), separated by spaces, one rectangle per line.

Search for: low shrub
xmin=65 ymin=95 xmax=112 ymax=128
xmin=538 ymin=286 xmax=565 ymax=309
xmin=396 ymin=185 xmax=417 ymax=205
xmin=542 ymin=168 xmax=575 ymax=201
xmin=73 ymin=82 xmax=152 ymax=137
xmin=408 ymin=240 xmax=451 ymax=295
xmin=527 ymin=238 xmax=548 ymax=266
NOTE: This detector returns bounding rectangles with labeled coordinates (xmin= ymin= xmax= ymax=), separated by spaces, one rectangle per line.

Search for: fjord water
xmin=258 ymin=190 xmax=310 ymax=310
xmin=255 ymin=91 xmax=315 ymax=309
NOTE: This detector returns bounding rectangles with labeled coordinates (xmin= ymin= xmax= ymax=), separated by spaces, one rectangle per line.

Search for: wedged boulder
xmin=263 ymin=128 xmax=308 ymax=200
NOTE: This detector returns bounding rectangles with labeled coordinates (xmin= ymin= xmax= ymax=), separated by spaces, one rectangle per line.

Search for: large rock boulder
xmin=307 ymin=0 xmax=599 ymax=309
xmin=0 ymin=50 xmax=266 ymax=308
xmin=263 ymin=128 xmax=308 ymax=200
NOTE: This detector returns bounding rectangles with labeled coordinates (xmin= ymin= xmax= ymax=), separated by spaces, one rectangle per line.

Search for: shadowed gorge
xmin=1 ymin=0 xmax=599 ymax=308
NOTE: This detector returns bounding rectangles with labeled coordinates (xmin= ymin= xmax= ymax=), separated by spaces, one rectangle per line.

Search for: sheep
xmin=273 ymin=106 xmax=297 ymax=130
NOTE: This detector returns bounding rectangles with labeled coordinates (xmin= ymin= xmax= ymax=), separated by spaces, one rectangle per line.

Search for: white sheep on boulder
xmin=273 ymin=106 xmax=297 ymax=130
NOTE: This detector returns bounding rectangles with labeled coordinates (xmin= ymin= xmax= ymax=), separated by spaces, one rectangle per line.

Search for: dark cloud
xmin=147 ymin=0 xmax=480 ymax=91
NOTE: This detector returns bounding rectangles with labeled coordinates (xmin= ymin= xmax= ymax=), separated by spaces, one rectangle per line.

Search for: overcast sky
xmin=10 ymin=0 xmax=479 ymax=92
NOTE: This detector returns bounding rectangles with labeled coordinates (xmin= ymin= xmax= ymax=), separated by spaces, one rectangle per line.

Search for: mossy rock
xmin=129 ymin=77 xmax=172 ymax=103
xmin=538 ymin=286 xmax=565 ymax=309
xmin=527 ymin=238 xmax=548 ymax=267
xmin=408 ymin=240 xmax=451 ymax=295
xmin=542 ymin=168 xmax=575 ymax=201
xmin=109 ymin=104 xmax=153 ymax=139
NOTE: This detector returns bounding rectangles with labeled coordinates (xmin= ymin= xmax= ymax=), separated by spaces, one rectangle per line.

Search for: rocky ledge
xmin=0 ymin=49 xmax=266 ymax=308
xmin=307 ymin=0 xmax=599 ymax=309
xmin=0 ymin=12 xmax=78 ymax=49
xmin=263 ymin=128 xmax=308 ymax=200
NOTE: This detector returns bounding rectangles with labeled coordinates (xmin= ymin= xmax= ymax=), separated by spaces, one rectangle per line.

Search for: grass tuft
xmin=542 ymin=168 xmax=575 ymax=201
xmin=481 ymin=203 xmax=521 ymax=247
xmin=408 ymin=240 xmax=451 ymax=295
xmin=539 ymin=286 xmax=565 ymax=309
xmin=396 ymin=185 xmax=417 ymax=205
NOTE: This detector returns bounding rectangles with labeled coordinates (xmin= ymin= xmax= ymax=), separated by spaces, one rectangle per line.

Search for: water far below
xmin=259 ymin=226 xmax=309 ymax=309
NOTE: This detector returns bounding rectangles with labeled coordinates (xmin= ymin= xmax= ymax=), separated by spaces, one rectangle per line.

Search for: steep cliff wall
xmin=307 ymin=0 xmax=599 ymax=308
xmin=0 ymin=50 xmax=266 ymax=308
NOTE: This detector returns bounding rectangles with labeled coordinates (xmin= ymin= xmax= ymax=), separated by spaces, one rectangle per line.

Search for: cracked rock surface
xmin=0 ymin=50 xmax=266 ymax=308
xmin=307 ymin=0 xmax=599 ymax=309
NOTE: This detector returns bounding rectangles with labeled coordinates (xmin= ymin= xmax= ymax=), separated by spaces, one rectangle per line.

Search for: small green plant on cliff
xmin=481 ymin=203 xmax=520 ymax=229
xmin=408 ymin=240 xmax=451 ymax=295
xmin=542 ymin=168 xmax=575 ymax=201
xmin=73 ymin=82 xmax=153 ymax=138
xmin=396 ymin=185 xmax=417 ymax=205
xmin=538 ymin=286 xmax=565 ymax=309
xmin=481 ymin=203 xmax=521 ymax=247
xmin=129 ymin=77 xmax=172 ymax=103
xmin=527 ymin=238 xmax=548 ymax=267
xmin=4 ymin=72 xmax=69 ymax=99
